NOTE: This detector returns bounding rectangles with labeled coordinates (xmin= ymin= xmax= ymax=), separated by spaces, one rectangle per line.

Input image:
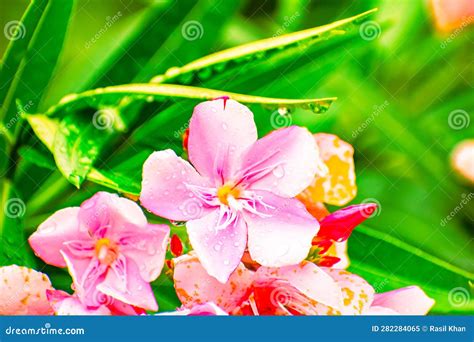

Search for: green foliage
xmin=0 ymin=0 xmax=472 ymax=314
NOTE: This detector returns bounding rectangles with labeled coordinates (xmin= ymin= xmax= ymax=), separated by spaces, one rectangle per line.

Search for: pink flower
xmin=140 ymin=99 xmax=325 ymax=282
xmin=173 ymin=254 xmax=434 ymax=315
xmin=46 ymin=290 xmax=145 ymax=316
xmin=159 ymin=302 xmax=228 ymax=316
xmin=0 ymin=265 xmax=54 ymax=315
xmin=29 ymin=192 xmax=170 ymax=312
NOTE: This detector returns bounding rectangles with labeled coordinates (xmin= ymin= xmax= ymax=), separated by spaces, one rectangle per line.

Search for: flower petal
xmin=47 ymin=290 xmax=111 ymax=315
xmin=304 ymin=133 xmax=356 ymax=206
xmin=97 ymin=259 xmax=158 ymax=311
xmin=256 ymin=262 xmax=343 ymax=312
xmin=173 ymin=253 xmax=253 ymax=313
xmin=324 ymin=268 xmax=375 ymax=315
xmin=0 ymin=265 xmax=54 ymax=315
xmin=78 ymin=192 xmax=148 ymax=239
xmin=140 ymin=149 xmax=213 ymax=221
xmin=28 ymin=207 xmax=85 ymax=267
xmin=120 ymin=223 xmax=170 ymax=282
xmin=188 ymin=99 xmax=257 ymax=183
xmin=244 ymin=190 xmax=318 ymax=267
xmin=160 ymin=302 xmax=228 ymax=316
xmin=364 ymin=305 xmax=398 ymax=315
xmin=318 ymin=203 xmax=378 ymax=242
xmin=187 ymin=210 xmax=247 ymax=283
xmin=371 ymin=286 xmax=435 ymax=315
xmin=60 ymin=250 xmax=107 ymax=307
xmin=240 ymin=126 xmax=323 ymax=197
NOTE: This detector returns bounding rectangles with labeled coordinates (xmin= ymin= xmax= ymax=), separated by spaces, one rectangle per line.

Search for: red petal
xmin=317 ymin=256 xmax=341 ymax=267
xmin=170 ymin=234 xmax=183 ymax=257
xmin=182 ymin=128 xmax=189 ymax=152
xmin=317 ymin=203 xmax=378 ymax=242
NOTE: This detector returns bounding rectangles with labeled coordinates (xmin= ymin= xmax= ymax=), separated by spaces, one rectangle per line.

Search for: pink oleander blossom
xmin=0 ymin=265 xmax=54 ymax=315
xmin=173 ymin=254 xmax=435 ymax=316
xmin=140 ymin=98 xmax=326 ymax=283
xmin=29 ymin=192 xmax=169 ymax=312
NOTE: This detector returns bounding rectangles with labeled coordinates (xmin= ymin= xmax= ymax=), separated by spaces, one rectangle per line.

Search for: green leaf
xmin=348 ymin=225 xmax=474 ymax=314
xmin=53 ymin=108 xmax=123 ymax=188
xmin=2 ymin=0 xmax=75 ymax=126
xmin=0 ymin=180 xmax=36 ymax=267
xmin=49 ymin=83 xmax=336 ymax=116
xmin=152 ymin=272 xmax=181 ymax=312
xmin=18 ymin=146 xmax=55 ymax=170
xmin=150 ymin=9 xmax=377 ymax=85
xmin=0 ymin=0 xmax=48 ymax=108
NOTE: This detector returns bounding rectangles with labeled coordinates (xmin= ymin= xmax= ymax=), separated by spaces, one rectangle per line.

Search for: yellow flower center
xmin=95 ymin=238 xmax=118 ymax=265
xmin=217 ymin=185 xmax=241 ymax=206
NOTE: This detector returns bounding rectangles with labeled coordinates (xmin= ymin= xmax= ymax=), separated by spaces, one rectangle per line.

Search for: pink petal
xmin=187 ymin=210 xmax=247 ymax=283
xmin=47 ymin=290 xmax=111 ymax=315
xmin=188 ymin=99 xmax=257 ymax=183
xmin=29 ymin=207 xmax=86 ymax=267
xmin=244 ymin=190 xmax=318 ymax=267
xmin=324 ymin=268 xmax=375 ymax=315
xmin=97 ymin=259 xmax=158 ymax=311
xmin=120 ymin=223 xmax=170 ymax=282
xmin=173 ymin=253 xmax=253 ymax=313
xmin=79 ymin=192 xmax=148 ymax=239
xmin=140 ymin=149 xmax=212 ymax=221
xmin=256 ymin=262 xmax=343 ymax=311
xmin=239 ymin=126 xmax=324 ymax=197
xmin=372 ymin=286 xmax=435 ymax=315
xmin=161 ymin=302 xmax=228 ymax=316
xmin=364 ymin=306 xmax=398 ymax=315
xmin=60 ymin=250 xmax=107 ymax=307
xmin=0 ymin=265 xmax=54 ymax=315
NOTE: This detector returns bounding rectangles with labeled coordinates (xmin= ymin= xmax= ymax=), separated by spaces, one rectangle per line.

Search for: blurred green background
xmin=1 ymin=0 xmax=473 ymax=313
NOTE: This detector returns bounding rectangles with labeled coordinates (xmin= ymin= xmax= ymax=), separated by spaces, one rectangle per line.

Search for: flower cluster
xmin=1 ymin=99 xmax=434 ymax=315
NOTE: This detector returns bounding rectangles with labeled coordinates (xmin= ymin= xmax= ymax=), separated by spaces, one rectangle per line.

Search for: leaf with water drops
xmin=150 ymin=9 xmax=377 ymax=85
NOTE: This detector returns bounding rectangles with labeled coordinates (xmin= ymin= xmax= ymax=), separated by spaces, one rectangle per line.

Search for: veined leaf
xmin=49 ymin=84 xmax=336 ymax=116
xmin=150 ymin=9 xmax=377 ymax=84
xmin=349 ymin=225 xmax=474 ymax=314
